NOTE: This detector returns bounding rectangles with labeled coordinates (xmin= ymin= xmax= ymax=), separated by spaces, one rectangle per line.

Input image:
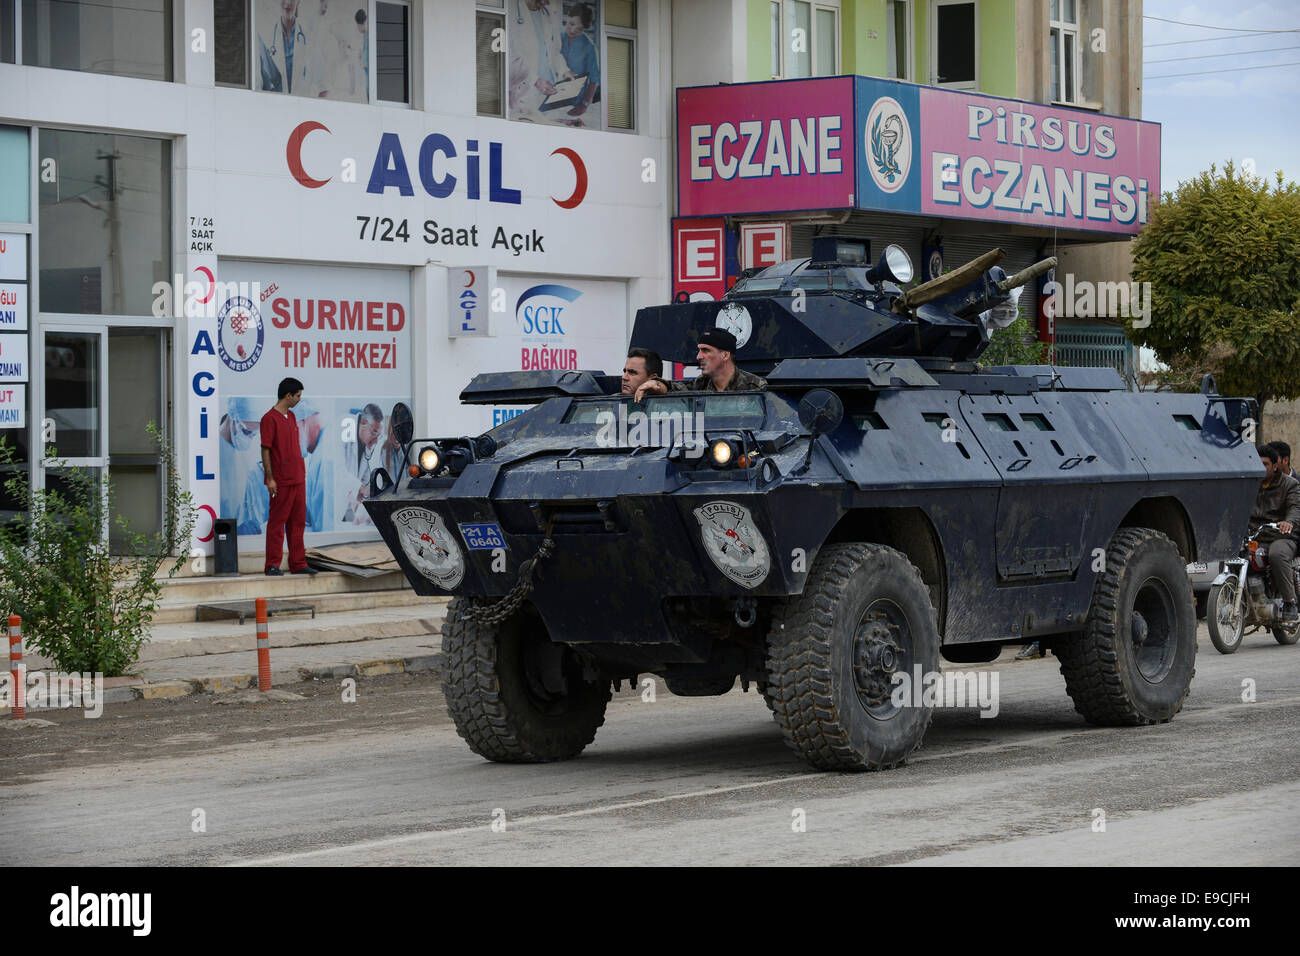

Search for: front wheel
xmin=765 ymin=543 xmax=939 ymax=771
xmin=1207 ymin=577 xmax=1245 ymax=654
xmin=441 ymin=598 xmax=611 ymax=762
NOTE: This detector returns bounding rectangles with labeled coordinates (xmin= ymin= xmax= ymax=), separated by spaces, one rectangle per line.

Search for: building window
xmin=886 ymin=0 xmax=910 ymax=80
xmin=771 ymin=1 xmax=838 ymax=79
xmin=0 ymin=125 xmax=29 ymax=223
xmin=37 ymin=129 xmax=170 ymax=317
xmin=240 ymin=1 xmax=387 ymax=104
xmin=215 ymin=0 xmax=247 ymax=87
xmin=476 ymin=2 xmax=506 ymax=117
xmin=19 ymin=0 xmax=172 ymax=81
xmin=485 ymin=0 xmax=636 ymax=133
xmin=605 ymin=0 xmax=637 ymax=130
xmin=375 ymin=1 xmax=409 ymax=103
xmin=2 ymin=1 xmax=15 ymax=63
xmin=931 ymin=0 xmax=976 ymax=89
xmin=1050 ymin=0 xmax=1079 ymax=104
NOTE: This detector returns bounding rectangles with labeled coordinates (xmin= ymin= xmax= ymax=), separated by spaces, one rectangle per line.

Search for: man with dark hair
xmin=633 ymin=329 xmax=765 ymax=400
xmin=621 ymin=347 xmax=662 ymax=396
xmin=261 ymin=377 xmax=316 ymax=576
xmin=1252 ymin=443 xmax=1300 ymax=620
xmin=1269 ymin=440 xmax=1294 ymax=479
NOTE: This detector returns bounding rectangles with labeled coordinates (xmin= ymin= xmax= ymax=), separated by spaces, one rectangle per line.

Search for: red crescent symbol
xmin=463 ymin=270 xmax=475 ymax=288
xmin=551 ymin=147 xmax=587 ymax=209
xmin=195 ymin=266 xmax=215 ymax=304
xmin=196 ymin=504 xmax=217 ymax=543
xmin=287 ymin=121 xmax=332 ymax=189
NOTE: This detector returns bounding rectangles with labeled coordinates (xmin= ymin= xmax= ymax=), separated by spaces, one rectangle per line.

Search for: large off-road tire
xmin=765 ymin=543 xmax=940 ymax=771
xmin=1207 ymin=577 xmax=1245 ymax=654
xmin=441 ymin=598 xmax=610 ymax=762
xmin=1058 ymin=528 xmax=1196 ymax=725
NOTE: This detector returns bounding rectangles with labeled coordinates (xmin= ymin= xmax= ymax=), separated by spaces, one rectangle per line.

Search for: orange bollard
xmin=9 ymin=614 xmax=24 ymax=720
xmin=255 ymin=598 xmax=271 ymax=692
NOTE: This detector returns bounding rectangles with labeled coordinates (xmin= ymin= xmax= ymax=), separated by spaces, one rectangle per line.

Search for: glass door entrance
xmin=41 ymin=327 xmax=107 ymax=526
xmin=41 ymin=325 xmax=169 ymax=552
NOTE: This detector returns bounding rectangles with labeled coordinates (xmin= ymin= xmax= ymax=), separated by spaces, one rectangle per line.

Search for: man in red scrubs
xmin=261 ymin=377 xmax=317 ymax=576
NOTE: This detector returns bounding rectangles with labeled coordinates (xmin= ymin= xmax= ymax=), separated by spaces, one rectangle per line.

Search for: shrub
xmin=0 ymin=423 xmax=194 ymax=676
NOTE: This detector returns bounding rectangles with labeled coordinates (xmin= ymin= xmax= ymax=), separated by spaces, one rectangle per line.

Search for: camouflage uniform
xmin=664 ymin=366 xmax=768 ymax=392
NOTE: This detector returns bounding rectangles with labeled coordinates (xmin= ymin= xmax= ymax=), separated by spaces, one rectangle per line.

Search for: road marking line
xmin=236 ymin=693 xmax=1300 ymax=865
xmin=236 ymin=771 xmax=827 ymax=865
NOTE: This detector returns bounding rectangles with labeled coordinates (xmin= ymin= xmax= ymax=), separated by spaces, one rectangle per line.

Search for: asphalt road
xmin=3 ymin=629 xmax=1298 ymax=867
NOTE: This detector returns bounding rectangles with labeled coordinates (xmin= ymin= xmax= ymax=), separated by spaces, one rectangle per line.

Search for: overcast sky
xmin=1141 ymin=0 xmax=1299 ymax=193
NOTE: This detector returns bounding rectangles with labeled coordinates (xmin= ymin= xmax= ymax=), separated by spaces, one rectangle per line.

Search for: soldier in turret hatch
xmin=633 ymin=328 xmax=765 ymax=401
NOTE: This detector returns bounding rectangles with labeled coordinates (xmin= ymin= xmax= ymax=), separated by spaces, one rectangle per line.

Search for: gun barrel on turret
xmin=892 ymin=248 xmax=1005 ymax=314
xmin=997 ymin=257 xmax=1058 ymax=294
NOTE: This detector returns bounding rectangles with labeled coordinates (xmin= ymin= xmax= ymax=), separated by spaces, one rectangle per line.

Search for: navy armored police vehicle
xmin=365 ymin=236 xmax=1260 ymax=771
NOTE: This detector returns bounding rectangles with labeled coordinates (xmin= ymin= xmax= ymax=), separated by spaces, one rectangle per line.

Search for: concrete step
xmin=162 ymin=539 xmax=393 ymax=578
xmin=157 ymin=569 xmax=409 ymax=604
xmin=135 ymin=601 xmax=451 ymax=663
xmin=150 ymin=585 xmax=432 ymax=624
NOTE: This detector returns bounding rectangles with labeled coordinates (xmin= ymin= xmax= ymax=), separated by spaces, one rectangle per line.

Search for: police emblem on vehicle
xmin=693 ymin=500 xmax=771 ymax=589
xmin=393 ymin=507 xmax=465 ymax=590
xmin=217 ymin=296 xmax=264 ymax=372
xmin=715 ymin=303 xmax=752 ymax=349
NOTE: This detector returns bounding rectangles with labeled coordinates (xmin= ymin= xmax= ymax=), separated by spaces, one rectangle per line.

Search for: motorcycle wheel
xmin=1207 ymin=578 xmax=1245 ymax=654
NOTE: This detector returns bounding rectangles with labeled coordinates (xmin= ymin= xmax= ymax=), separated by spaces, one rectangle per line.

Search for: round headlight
xmin=418 ymin=446 xmax=441 ymax=473
xmin=710 ymin=439 xmax=736 ymax=468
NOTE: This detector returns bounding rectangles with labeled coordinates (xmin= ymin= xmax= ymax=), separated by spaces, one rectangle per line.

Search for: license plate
xmin=460 ymin=522 xmax=506 ymax=550
xmin=1186 ymin=562 xmax=1209 ymax=575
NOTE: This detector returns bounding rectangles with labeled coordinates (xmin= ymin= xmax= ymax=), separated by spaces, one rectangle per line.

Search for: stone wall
xmin=1263 ymin=398 xmax=1300 ymax=451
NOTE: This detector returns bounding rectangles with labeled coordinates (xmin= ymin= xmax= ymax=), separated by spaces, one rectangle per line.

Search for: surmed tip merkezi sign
xmin=677 ymin=76 xmax=1160 ymax=235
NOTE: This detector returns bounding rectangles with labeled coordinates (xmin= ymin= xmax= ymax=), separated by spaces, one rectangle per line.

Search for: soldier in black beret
xmin=633 ymin=327 xmax=766 ymax=399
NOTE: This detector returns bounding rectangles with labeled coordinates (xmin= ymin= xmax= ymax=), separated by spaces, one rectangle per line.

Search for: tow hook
xmin=734 ymin=597 xmax=758 ymax=628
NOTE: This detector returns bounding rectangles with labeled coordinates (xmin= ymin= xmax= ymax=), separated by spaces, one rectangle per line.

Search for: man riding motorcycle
xmin=1251 ymin=444 xmax=1300 ymax=621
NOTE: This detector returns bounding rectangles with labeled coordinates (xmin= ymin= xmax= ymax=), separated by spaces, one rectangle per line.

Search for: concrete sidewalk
xmin=7 ymin=597 xmax=453 ymax=712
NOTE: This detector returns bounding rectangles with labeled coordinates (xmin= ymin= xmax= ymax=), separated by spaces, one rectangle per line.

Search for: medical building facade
xmin=1 ymin=0 xmax=671 ymax=553
xmin=0 ymin=0 xmax=1150 ymax=555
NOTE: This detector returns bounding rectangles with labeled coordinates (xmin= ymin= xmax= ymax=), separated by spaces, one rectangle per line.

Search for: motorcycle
xmin=1206 ymin=522 xmax=1300 ymax=653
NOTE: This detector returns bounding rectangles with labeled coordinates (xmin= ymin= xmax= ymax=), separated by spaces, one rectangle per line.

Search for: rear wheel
xmin=765 ymin=543 xmax=939 ymax=771
xmin=441 ymin=598 xmax=610 ymax=762
xmin=1272 ymin=623 xmax=1300 ymax=645
xmin=1207 ymin=577 xmax=1245 ymax=654
xmin=1059 ymin=528 xmax=1196 ymax=725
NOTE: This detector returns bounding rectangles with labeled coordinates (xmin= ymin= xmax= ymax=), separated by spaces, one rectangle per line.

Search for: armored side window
xmin=982 ymin=413 xmax=1017 ymax=432
xmin=922 ymin=412 xmax=949 ymax=429
xmin=701 ymin=394 xmax=765 ymax=418
xmin=1173 ymin=415 xmax=1202 ymax=431
xmin=855 ymin=412 xmax=888 ymax=430
xmin=1021 ymin=413 xmax=1054 ymax=431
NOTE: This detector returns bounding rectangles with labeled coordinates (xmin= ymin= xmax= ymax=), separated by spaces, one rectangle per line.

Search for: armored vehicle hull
xmin=365 ymin=243 xmax=1261 ymax=770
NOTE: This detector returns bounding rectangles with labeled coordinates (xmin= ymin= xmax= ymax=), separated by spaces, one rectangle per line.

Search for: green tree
xmin=1130 ymin=161 xmax=1300 ymax=409
xmin=979 ymin=315 xmax=1052 ymax=367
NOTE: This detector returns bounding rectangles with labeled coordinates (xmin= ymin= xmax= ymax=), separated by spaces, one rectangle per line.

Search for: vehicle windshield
xmin=729 ymin=260 xmax=874 ymax=296
xmin=562 ymin=393 xmax=765 ymax=425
